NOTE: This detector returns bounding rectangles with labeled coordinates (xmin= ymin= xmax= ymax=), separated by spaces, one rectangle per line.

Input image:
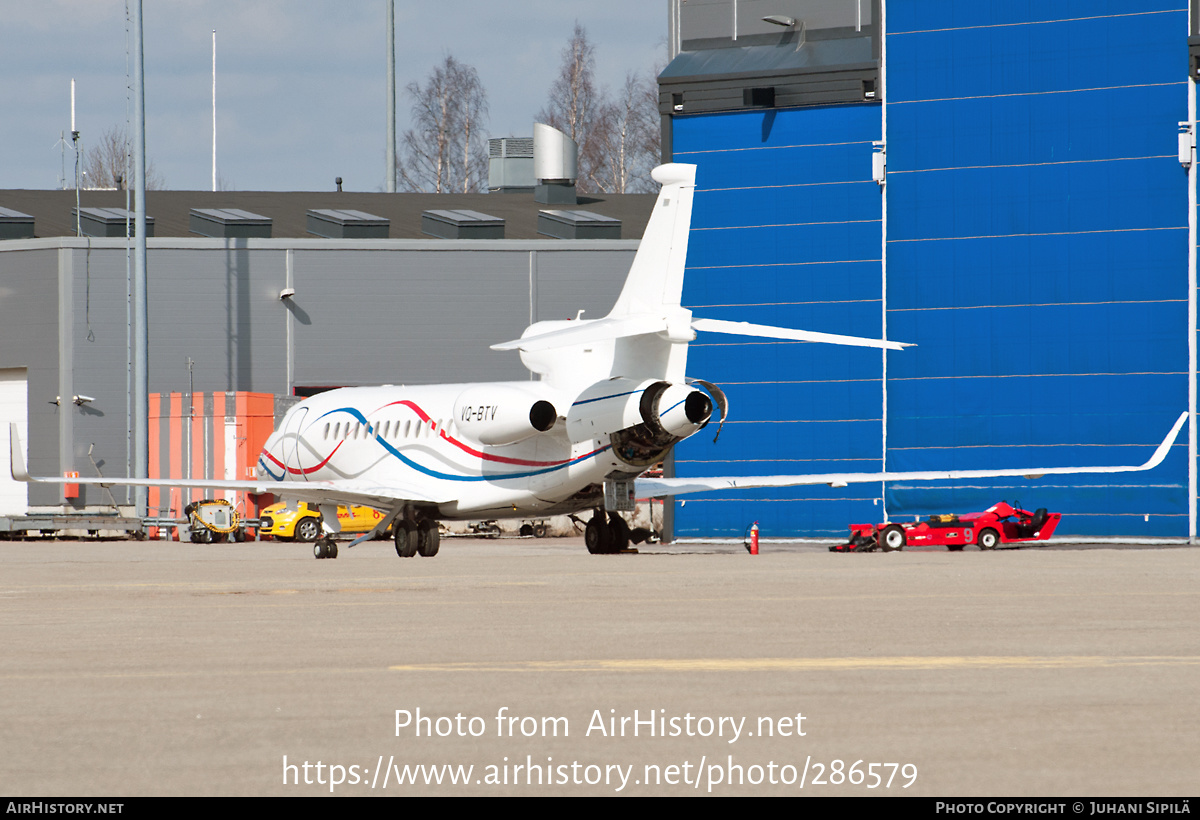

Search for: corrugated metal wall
xmin=148 ymin=391 xmax=277 ymax=530
xmin=673 ymin=105 xmax=887 ymax=536
xmin=885 ymin=2 xmax=1189 ymax=537
xmin=670 ymin=1 xmax=1191 ymax=538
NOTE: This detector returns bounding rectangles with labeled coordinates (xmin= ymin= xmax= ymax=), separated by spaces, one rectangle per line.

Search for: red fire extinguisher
xmin=749 ymin=521 xmax=759 ymax=555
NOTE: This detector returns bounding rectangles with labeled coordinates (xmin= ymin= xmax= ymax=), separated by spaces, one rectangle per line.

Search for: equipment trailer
xmin=831 ymin=501 xmax=1061 ymax=552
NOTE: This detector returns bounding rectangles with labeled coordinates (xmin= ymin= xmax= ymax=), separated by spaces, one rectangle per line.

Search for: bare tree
xmin=593 ymin=72 xmax=659 ymax=193
xmin=397 ymin=55 xmax=489 ymax=193
xmin=539 ymin=25 xmax=663 ymax=194
xmin=82 ymin=125 xmax=164 ymax=190
xmin=537 ymin=23 xmax=604 ymax=192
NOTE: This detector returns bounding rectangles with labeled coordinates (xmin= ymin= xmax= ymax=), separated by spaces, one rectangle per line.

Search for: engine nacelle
xmin=566 ymin=378 xmax=713 ymax=466
xmin=453 ymin=385 xmax=558 ymax=446
xmin=647 ymin=382 xmax=713 ymax=437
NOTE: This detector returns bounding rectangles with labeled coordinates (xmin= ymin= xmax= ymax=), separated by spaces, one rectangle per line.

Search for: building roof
xmin=0 ymin=188 xmax=656 ymax=241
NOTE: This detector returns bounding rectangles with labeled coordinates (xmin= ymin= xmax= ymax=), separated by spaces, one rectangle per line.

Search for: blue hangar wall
xmin=669 ymin=2 xmax=1191 ymax=538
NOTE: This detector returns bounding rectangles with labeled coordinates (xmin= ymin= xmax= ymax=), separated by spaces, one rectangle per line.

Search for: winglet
xmin=1145 ymin=411 xmax=1188 ymax=470
xmin=9 ymin=423 xmax=29 ymax=482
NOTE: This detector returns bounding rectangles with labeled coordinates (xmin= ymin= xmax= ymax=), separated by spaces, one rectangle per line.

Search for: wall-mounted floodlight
xmin=279 ymin=287 xmax=296 ymax=300
xmin=73 ymin=395 xmax=95 ymax=406
xmin=762 ymin=15 xmax=804 ymax=50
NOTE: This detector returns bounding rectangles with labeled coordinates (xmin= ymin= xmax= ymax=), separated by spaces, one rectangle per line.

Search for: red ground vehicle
xmin=831 ymin=501 xmax=1061 ymax=552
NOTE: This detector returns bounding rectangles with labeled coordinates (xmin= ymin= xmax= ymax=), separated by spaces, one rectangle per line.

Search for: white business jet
xmin=9 ymin=164 xmax=1187 ymax=557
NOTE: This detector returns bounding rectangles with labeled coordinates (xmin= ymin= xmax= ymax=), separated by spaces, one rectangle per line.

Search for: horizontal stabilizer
xmin=690 ymin=318 xmax=912 ymax=351
xmin=491 ymin=315 xmax=667 ymax=352
xmin=493 ymin=315 xmax=913 ymax=353
xmin=637 ymin=411 xmax=1188 ymax=498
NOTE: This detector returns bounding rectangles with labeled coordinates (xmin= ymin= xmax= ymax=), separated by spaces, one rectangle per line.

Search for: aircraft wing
xmin=637 ymin=411 xmax=1188 ymax=497
xmin=8 ymin=425 xmax=453 ymax=509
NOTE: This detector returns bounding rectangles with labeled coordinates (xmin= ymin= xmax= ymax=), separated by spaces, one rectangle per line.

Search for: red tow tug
xmin=831 ymin=501 xmax=1061 ymax=552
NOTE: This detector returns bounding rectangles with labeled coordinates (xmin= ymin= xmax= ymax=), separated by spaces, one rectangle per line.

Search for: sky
xmin=1 ymin=1 xmax=666 ymax=192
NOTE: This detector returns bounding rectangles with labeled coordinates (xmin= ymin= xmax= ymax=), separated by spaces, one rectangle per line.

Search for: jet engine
xmin=452 ymin=385 xmax=558 ymax=446
xmin=566 ymin=378 xmax=714 ymax=467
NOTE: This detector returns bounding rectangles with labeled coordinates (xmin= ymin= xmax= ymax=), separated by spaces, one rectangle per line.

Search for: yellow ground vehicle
xmin=258 ymin=501 xmax=387 ymax=542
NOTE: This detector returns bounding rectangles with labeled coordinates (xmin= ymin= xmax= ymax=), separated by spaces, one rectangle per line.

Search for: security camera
xmin=73 ymin=395 xmax=95 ymax=405
xmin=279 ymin=287 xmax=296 ymax=300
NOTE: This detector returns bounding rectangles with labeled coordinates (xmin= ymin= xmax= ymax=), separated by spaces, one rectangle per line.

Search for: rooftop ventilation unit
xmin=533 ymin=123 xmax=578 ymax=205
xmin=307 ymin=209 xmax=390 ymax=239
xmin=421 ymin=209 xmax=505 ymax=239
xmin=189 ymin=208 xmax=273 ymax=239
xmin=488 ymin=137 xmax=536 ymax=194
xmin=74 ymin=207 xmax=154 ymax=238
xmin=0 ymin=207 xmax=35 ymax=240
xmin=537 ymin=209 xmax=622 ymax=240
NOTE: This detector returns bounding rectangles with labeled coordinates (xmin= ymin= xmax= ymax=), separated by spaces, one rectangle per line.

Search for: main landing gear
xmin=312 ymin=518 xmax=440 ymax=560
xmin=394 ymin=519 xmax=440 ymax=558
xmin=585 ymin=510 xmax=631 ymax=555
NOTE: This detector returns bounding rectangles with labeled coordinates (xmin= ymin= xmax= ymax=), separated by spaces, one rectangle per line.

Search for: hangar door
xmin=0 ymin=368 xmax=28 ymax=516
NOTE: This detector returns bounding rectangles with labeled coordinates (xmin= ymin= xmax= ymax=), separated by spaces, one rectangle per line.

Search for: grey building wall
xmin=0 ymin=237 xmax=638 ymax=509
xmin=0 ymin=248 xmax=60 ymax=502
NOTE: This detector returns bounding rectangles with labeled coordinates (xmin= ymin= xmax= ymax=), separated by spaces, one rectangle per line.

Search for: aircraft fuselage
xmin=255 ymin=381 xmax=702 ymax=520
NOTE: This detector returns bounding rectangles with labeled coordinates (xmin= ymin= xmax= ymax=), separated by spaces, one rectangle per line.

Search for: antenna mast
xmin=212 ymin=29 xmax=216 ymax=192
xmin=71 ymin=78 xmax=81 ymax=235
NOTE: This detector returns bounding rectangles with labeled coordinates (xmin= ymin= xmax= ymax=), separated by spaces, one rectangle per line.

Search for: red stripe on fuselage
xmin=261 ymin=441 xmax=343 ymax=475
xmin=374 ymin=399 xmax=573 ymax=467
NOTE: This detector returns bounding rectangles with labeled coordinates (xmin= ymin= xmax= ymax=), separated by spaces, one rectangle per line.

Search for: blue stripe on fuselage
xmin=283 ymin=405 xmax=610 ymax=483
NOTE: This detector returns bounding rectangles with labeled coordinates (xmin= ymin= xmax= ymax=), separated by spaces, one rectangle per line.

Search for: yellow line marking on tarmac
xmin=4 ymin=656 xmax=1198 ymax=682
xmin=389 ymin=655 xmax=1200 ymax=673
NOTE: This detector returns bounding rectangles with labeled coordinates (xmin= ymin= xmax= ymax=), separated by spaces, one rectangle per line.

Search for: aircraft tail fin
xmin=608 ymin=163 xmax=696 ymax=318
xmin=489 ymin=162 xmax=912 ymax=368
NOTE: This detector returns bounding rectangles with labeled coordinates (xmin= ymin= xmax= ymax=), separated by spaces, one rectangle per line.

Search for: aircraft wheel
xmin=313 ymin=540 xmax=337 ymax=559
xmin=879 ymin=524 xmax=906 ymax=552
xmin=585 ymin=514 xmax=612 ymax=555
xmin=394 ymin=520 xmax=418 ymax=558
xmin=533 ymin=524 xmax=547 ymax=538
xmin=417 ymin=521 xmax=440 ymax=557
xmin=295 ymin=516 xmax=321 ymax=543
xmin=608 ymin=512 xmax=630 ymax=552
xmin=977 ymin=528 xmax=999 ymax=550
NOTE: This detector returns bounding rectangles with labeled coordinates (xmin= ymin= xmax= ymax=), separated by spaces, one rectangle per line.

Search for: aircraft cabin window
xmin=323 ymin=423 xmax=330 ymax=440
